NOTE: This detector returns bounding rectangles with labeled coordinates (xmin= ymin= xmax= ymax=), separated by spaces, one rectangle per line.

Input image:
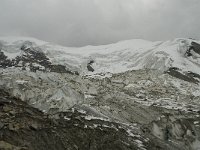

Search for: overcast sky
xmin=0 ymin=0 xmax=200 ymax=47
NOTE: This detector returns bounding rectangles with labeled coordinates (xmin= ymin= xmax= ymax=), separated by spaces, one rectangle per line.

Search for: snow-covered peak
xmin=0 ymin=36 xmax=200 ymax=77
xmin=0 ymin=36 xmax=48 ymax=46
xmin=0 ymin=36 xmax=48 ymax=59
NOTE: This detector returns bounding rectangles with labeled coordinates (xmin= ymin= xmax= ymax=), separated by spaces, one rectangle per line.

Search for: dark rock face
xmin=87 ymin=60 xmax=95 ymax=72
xmin=191 ymin=42 xmax=200 ymax=55
xmin=0 ymin=51 xmax=11 ymax=68
xmin=186 ymin=41 xmax=200 ymax=57
xmin=166 ymin=67 xmax=199 ymax=84
xmin=87 ymin=64 xmax=94 ymax=72
xmin=0 ymin=42 xmax=79 ymax=75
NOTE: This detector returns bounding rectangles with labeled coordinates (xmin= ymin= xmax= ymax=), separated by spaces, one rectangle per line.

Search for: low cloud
xmin=0 ymin=0 xmax=200 ymax=46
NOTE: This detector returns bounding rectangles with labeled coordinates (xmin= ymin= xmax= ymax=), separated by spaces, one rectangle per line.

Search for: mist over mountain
xmin=0 ymin=0 xmax=200 ymax=46
xmin=0 ymin=37 xmax=200 ymax=149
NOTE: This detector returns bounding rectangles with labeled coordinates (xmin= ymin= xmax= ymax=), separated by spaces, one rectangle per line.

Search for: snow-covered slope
xmin=0 ymin=36 xmax=200 ymax=76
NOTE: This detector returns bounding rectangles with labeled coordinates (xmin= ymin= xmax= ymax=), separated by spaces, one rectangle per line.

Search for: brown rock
xmin=3 ymin=106 xmax=12 ymax=112
xmin=8 ymin=123 xmax=20 ymax=131
xmin=0 ymin=141 xmax=20 ymax=150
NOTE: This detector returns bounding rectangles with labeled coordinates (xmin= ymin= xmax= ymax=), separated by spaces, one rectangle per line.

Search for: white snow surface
xmin=0 ymin=36 xmax=200 ymax=75
xmin=0 ymin=36 xmax=47 ymax=46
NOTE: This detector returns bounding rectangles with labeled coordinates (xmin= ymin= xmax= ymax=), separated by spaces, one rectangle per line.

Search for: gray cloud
xmin=0 ymin=0 xmax=200 ymax=46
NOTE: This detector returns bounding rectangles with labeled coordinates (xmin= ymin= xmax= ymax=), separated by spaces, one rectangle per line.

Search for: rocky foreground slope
xmin=0 ymin=90 xmax=154 ymax=150
xmin=0 ymin=37 xmax=200 ymax=149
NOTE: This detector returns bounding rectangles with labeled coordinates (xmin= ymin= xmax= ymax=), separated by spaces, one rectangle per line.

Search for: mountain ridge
xmin=0 ymin=37 xmax=200 ymax=77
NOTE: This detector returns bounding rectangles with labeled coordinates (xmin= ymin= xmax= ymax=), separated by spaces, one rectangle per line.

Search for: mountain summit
xmin=1 ymin=37 xmax=200 ymax=76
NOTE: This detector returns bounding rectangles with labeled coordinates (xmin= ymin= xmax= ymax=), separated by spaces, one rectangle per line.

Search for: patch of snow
xmin=127 ymin=129 xmax=136 ymax=137
xmin=0 ymin=36 xmax=48 ymax=46
xmin=64 ymin=117 xmax=71 ymax=120
xmin=16 ymin=80 xmax=28 ymax=84
xmin=84 ymin=93 xmax=95 ymax=99
xmin=1 ymin=50 xmax=21 ymax=59
xmin=84 ymin=115 xmax=109 ymax=121
xmin=77 ymin=109 xmax=86 ymax=114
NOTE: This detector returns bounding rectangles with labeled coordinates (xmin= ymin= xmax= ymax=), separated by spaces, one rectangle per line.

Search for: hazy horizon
xmin=0 ymin=0 xmax=200 ymax=47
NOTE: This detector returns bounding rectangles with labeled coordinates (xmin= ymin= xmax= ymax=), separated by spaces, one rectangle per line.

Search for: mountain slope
xmin=1 ymin=37 xmax=200 ymax=77
xmin=0 ymin=89 xmax=156 ymax=150
xmin=0 ymin=36 xmax=200 ymax=150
